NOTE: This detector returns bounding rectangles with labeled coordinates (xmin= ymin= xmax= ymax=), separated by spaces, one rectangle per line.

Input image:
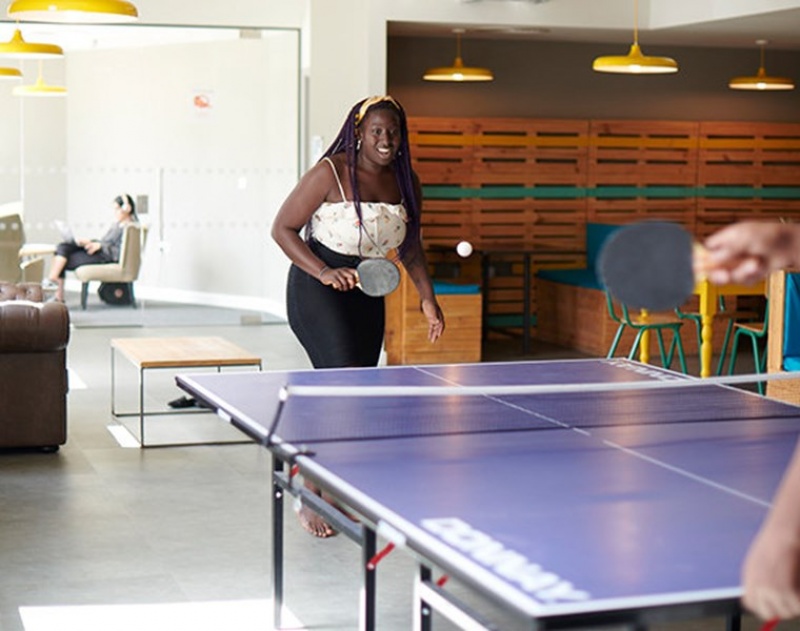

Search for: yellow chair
xmin=727 ymin=301 xmax=768 ymax=394
xmin=606 ymin=292 xmax=688 ymax=373
xmin=675 ymin=297 xmax=760 ymax=375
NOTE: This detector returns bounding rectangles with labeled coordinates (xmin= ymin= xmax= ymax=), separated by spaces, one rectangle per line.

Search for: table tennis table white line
xmin=604 ymin=440 xmax=773 ymax=509
xmin=414 ymin=364 xmax=579 ymax=429
xmin=413 ymin=365 xmax=598 ymax=436
xmin=419 ymin=381 xmax=776 ymax=510
xmin=414 ymin=363 xmax=778 ymax=510
xmin=422 ymin=361 xmax=777 ymax=510
xmin=283 ymin=369 xmax=797 ymax=398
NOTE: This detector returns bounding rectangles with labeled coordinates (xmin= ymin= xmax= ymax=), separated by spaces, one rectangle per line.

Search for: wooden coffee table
xmin=111 ymin=336 xmax=262 ymax=447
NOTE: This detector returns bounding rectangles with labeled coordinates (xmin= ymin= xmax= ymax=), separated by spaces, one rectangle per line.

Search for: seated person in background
xmin=43 ymin=194 xmax=138 ymax=302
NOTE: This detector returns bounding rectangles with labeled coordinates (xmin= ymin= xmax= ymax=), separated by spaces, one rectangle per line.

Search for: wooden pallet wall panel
xmin=696 ymin=200 xmax=757 ymax=239
xmin=588 ymin=199 xmax=696 ymax=227
xmin=472 ymin=199 xmax=538 ymax=243
xmin=589 ymin=120 xmax=699 ymax=187
xmin=471 ymin=118 xmax=589 ymax=187
xmin=528 ymin=201 xmax=586 ymax=249
xmin=419 ymin=199 xmax=474 ymax=246
xmin=698 ymin=122 xmax=800 ymax=187
xmin=411 ymin=117 xmax=473 ymax=184
xmin=409 ymin=116 xmax=800 ymax=353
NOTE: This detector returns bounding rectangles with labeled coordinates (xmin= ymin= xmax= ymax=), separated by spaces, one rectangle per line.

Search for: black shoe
xmin=168 ymin=395 xmax=197 ymax=409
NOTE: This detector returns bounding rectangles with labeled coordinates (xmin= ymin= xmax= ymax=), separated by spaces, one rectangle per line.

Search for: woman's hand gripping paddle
xmin=355 ymin=258 xmax=401 ymax=297
xmin=598 ymin=221 xmax=697 ymax=312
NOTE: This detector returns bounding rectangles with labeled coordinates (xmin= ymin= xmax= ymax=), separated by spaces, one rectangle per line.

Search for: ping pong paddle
xmin=598 ymin=221 xmax=697 ymax=312
xmin=356 ymin=258 xmax=401 ymax=297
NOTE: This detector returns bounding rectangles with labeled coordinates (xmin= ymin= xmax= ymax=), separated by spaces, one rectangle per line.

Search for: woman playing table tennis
xmin=702 ymin=220 xmax=800 ymax=622
xmin=271 ymin=95 xmax=445 ymax=537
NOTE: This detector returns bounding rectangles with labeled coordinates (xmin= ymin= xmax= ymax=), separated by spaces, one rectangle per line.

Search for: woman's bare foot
xmin=295 ymin=481 xmax=365 ymax=538
xmin=297 ymin=503 xmax=337 ymax=538
xmin=296 ymin=481 xmax=338 ymax=538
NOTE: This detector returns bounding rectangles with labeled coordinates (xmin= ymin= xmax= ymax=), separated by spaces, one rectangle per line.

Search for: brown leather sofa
xmin=0 ymin=283 xmax=70 ymax=450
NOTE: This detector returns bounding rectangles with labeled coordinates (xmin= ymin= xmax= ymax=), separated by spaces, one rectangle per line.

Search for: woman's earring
xmin=356 ymin=138 xmax=362 ymax=151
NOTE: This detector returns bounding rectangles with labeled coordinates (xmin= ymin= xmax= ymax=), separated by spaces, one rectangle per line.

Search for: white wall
xmin=0 ymin=58 xmax=68 ymax=230
xmin=0 ymin=1 xmax=309 ymax=316
xmin=0 ymin=86 xmax=22 ymax=207
xmin=62 ymin=32 xmax=299 ymax=313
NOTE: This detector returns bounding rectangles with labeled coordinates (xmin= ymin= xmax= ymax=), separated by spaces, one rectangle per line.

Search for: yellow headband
xmin=354 ymin=95 xmax=400 ymax=126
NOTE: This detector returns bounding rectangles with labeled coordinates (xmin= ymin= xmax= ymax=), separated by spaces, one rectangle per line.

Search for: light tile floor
xmin=0 ymin=308 xmax=791 ymax=631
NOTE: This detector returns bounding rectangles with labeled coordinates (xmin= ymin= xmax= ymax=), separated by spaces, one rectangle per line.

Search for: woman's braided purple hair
xmin=319 ymin=96 xmax=420 ymax=259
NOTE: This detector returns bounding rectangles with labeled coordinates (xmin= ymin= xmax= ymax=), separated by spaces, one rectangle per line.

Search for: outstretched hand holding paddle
xmin=597 ymin=220 xmax=798 ymax=311
xmin=598 ymin=221 xmax=698 ymax=311
xmin=600 ymin=221 xmax=800 ymax=309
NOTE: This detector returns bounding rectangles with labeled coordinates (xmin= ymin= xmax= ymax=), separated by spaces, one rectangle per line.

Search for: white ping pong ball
xmin=456 ymin=241 xmax=473 ymax=258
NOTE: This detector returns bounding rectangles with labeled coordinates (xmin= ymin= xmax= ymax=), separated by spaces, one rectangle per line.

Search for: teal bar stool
xmin=727 ymin=301 xmax=769 ymax=394
xmin=606 ymin=292 xmax=688 ymax=374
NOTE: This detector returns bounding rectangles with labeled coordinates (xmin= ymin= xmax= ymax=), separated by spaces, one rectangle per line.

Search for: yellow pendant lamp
xmin=593 ymin=0 xmax=678 ymax=74
xmin=13 ymin=61 xmax=66 ymax=96
xmin=7 ymin=0 xmax=138 ymax=23
xmin=0 ymin=29 xmax=63 ymax=58
xmin=729 ymin=40 xmax=794 ymax=91
xmin=0 ymin=66 xmax=22 ymax=79
xmin=423 ymin=29 xmax=494 ymax=82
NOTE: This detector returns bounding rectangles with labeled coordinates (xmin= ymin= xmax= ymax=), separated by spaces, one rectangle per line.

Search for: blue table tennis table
xmin=176 ymin=358 xmax=800 ymax=630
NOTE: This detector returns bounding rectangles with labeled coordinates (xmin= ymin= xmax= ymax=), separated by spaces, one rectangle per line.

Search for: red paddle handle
xmin=761 ymin=618 xmax=779 ymax=631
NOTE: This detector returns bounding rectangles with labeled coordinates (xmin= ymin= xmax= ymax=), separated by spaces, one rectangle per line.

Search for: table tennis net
xmin=270 ymin=382 xmax=800 ymax=445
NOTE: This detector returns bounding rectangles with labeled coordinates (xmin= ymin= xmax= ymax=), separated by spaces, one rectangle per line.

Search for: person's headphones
xmin=116 ymin=194 xmax=131 ymax=213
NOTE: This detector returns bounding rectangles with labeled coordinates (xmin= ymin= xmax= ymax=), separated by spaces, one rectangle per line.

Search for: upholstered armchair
xmin=74 ymin=223 xmax=146 ymax=310
xmin=0 ymin=212 xmax=45 ymax=284
xmin=0 ymin=282 xmax=70 ymax=450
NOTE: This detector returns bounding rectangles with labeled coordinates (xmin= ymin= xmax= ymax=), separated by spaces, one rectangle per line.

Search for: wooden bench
xmin=384 ymin=270 xmax=481 ymax=365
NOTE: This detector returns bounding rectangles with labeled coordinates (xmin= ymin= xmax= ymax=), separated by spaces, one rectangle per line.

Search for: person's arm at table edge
xmin=742 ymin=437 xmax=800 ymax=620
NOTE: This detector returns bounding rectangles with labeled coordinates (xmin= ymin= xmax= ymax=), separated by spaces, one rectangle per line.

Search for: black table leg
xmin=726 ymin=612 xmax=741 ymax=631
xmin=360 ymin=526 xmax=377 ymax=631
xmin=271 ymin=454 xmax=284 ymax=630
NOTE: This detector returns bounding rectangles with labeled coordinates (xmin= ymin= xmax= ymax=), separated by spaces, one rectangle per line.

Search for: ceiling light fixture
xmin=13 ymin=61 xmax=66 ymax=96
xmin=423 ymin=29 xmax=494 ymax=82
xmin=592 ymin=0 xmax=678 ymax=74
xmin=7 ymin=0 xmax=138 ymax=23
xmin=729 ymin=40 xmax=794 ymax=91
xmin=0 ymin=66 xmax=22 ymax=79
xmin=0 ymin=28 xmax=63 ymax=58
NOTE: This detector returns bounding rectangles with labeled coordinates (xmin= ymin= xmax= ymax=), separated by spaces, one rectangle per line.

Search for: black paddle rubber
xmin=598 ymin=222 xmax=695 ymax=311
xmin=356 ymin=258 xmax=401 ymax=297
